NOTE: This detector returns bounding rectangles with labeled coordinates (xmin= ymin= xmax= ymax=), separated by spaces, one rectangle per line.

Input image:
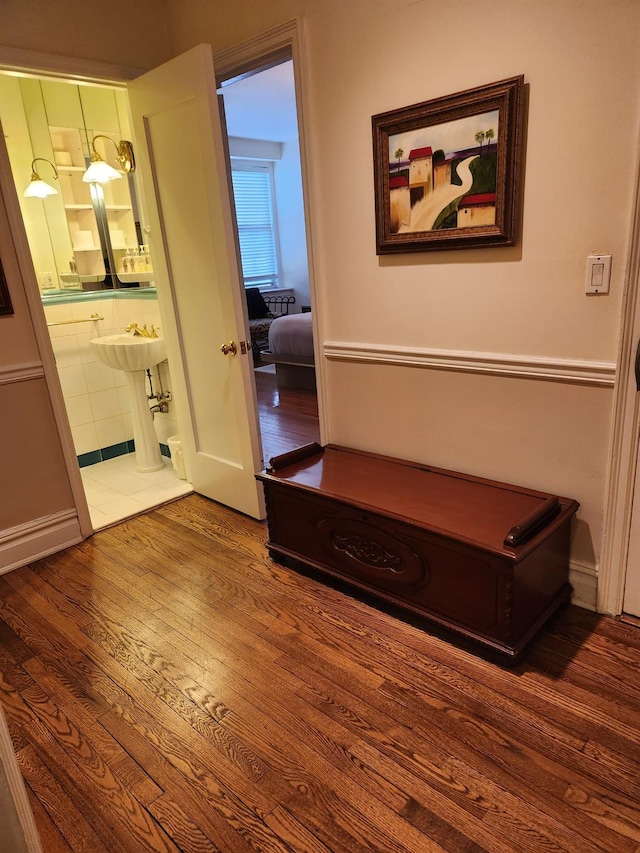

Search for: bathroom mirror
xmin=0 ymin=73 xmax=154 ymax=298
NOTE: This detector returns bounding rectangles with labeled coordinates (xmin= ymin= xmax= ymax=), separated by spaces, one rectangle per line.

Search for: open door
xmin=128 ymin=45 xmax=265 ymax=519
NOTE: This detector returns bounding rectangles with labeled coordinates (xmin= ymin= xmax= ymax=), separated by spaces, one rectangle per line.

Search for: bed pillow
xmin=245 ymin=287 xmax=270 ymax=319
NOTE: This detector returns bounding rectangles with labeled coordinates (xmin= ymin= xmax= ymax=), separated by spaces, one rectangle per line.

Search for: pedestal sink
xmin=90 ymin=334 xmax=167 ymax=473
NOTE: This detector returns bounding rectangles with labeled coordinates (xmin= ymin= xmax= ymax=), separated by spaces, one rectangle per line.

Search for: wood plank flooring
xmin=254 ymin=365 xmax=319 ymax=464
xmin=1 ymin=494 xmax=639 ymax=852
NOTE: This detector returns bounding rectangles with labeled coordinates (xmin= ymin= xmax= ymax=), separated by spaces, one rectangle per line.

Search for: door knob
xmin=220 ymin=341 xmax=237 ymax=356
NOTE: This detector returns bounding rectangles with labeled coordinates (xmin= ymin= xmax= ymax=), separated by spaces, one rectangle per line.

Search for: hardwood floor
xmin=1 ymin=494 xmax=640 ymax=852
xmin=254 ymin=365 xmax=320 ymax=464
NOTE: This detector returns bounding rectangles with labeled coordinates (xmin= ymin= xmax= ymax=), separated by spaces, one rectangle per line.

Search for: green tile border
xmin=77 ymin=450 xmax=102 ymax=468
xmin=77 ymin=438 xmax=165 ymax=468
xmin=101 ymin=441 xmax=131 ymax=461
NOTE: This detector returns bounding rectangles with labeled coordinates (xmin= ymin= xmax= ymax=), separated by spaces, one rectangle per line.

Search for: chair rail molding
xmin=323 ymin=341 xmax=616 ymax=387
xmin=0 ymin=362 xmax=45 ymax=386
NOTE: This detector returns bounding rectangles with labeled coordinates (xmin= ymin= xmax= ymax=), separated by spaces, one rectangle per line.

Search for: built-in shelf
xmin=60 ymin=273 xmax=103 ymax=284
xmin=117 ymin=271 xmax=154 ymax=283
xmin=50 ymin=124 xmax=148 ymax=289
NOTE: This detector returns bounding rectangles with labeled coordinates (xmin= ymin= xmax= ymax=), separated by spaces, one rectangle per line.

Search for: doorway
xmin=218 ymin=58 xmax=320 ymax=464
xmin=1 ymin=36 xmax=320 ymax=535
xmin=0 ymin=70 xmax=193 ymax=530
xmin=623 ymin=489 xmax=640 ymax=618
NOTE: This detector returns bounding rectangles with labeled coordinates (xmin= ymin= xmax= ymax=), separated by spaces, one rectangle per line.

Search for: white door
xmin=623 ymin=447 xmax=640 ymax=617
xmin=128 ymin=45 xmax=265 ymax=519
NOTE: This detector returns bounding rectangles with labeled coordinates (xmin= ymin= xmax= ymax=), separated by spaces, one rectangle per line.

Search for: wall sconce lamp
xmin=82 ymin=135 xmax=136 ymax=183
xmin=23 ymin=158 xmax=59 ymax=198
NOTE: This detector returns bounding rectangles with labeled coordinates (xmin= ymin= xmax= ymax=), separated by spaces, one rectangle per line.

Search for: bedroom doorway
xmin=218 ymin=58 xmax=320 ymax=465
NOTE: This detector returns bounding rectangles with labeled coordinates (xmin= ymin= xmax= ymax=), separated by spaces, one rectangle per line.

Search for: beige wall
xmin=162 ymin=0 xmax=640 ymax=602
xmin=0 ymin=0 xmax=638 ymax=602
xmin=0 ymin=171 xmax=76 ymax=545
xmin=0 ymin=0 xmax=171 ymax=71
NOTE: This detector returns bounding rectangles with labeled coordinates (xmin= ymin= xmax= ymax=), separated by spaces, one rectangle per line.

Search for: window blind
xmin=231 ymin=164 xmax=279 ymax=288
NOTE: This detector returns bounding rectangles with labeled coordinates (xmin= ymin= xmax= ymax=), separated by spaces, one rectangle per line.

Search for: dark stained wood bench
xmin=257 ymin=443 xmax=579 ymax=662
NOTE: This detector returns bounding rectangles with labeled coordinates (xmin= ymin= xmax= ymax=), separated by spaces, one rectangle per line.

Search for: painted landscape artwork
xmin=388 ymin=109 xmax=499 ymax=234
xmin=373 ymin=77 xmax=524 ymax=252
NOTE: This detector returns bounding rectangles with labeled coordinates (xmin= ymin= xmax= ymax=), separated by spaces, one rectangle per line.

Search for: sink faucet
xmin=125 ymin=323 xmax=158 ymax=338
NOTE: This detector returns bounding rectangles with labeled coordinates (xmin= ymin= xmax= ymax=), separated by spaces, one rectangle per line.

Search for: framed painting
xmin=372 ymin=75 xmax=525 ymax=254
xmin=0 ymin=258 xmax=13 ymax=315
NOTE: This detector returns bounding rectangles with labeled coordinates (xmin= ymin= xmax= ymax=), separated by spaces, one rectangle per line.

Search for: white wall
xmin=228 ymin=136 xmax=310 ymax=306
xmin=275 ymin=139 xmax=310 ymax=307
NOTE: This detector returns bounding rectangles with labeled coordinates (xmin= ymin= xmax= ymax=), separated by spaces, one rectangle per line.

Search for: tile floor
xmin=80 ymin=452 xmax=193 ymax=530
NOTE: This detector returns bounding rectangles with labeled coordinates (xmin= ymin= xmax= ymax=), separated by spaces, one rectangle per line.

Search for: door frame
xmin=598 ymin=151 xmax=640 ymax=615
xmin=0 ymin=20 xmax=324 ymax=533
xmin=0 ymin=46 xmax=145 ymax=541
xmin=213 ymin=20 xmax=326 ymax=441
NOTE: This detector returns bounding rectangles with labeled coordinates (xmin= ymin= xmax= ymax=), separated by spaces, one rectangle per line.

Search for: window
xmin=231 ymin=161 xmax=280 ymax=289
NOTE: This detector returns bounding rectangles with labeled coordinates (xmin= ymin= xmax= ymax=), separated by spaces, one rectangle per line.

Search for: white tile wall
xmin=64 ymin=395 xmax=93 ymax=428
xmin=58 ymin=364 xmax=88 ymax=398
xmin=50 ymin=335 xmax=80 ymax=368
xmin=94 ymin=414 xmax=128 ymax=449
xmin=89 ymin=388 xmax=120 ymax=421
xmin=83 ymin=360 xmax=119 ymax=394
xmin=71 ymin=422 xmax=100 ymax=456
xmin=116 ymin=385 xmax=131 ymax=414
xmin=43 ymin=294 xmax=177 ymax=459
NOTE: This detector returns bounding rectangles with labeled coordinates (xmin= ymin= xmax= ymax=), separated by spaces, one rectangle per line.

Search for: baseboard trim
xmin=0 ymin=509 xmax=82 ymax=575
xmin=324 ymin=342 xmax=616 ymax=387
xmin=569 ymin=559 xmax=598 ymax=611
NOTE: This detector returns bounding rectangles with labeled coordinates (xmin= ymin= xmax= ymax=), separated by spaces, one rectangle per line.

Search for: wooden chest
xmin=257 ymin=444 xmax=579 ymax=662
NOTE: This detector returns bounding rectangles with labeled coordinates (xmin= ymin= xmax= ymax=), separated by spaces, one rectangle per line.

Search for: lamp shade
xmin=82 ymin=158 xmax=122 ymax=183
xmin=23 ymin=178 xmax=58 ymax=198
xmin=23 ymin=159 xmax=59 ymax=198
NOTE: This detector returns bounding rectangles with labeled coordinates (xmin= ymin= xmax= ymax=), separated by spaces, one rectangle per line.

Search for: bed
xmin=245 ymin=288 xmax=295 ymax=365
xmin=261 ymin=311 xmax=316 ymax=391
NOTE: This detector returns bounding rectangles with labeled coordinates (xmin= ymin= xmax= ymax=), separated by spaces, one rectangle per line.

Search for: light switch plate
xmin=585 ymin=254 xmax=611 ymax=294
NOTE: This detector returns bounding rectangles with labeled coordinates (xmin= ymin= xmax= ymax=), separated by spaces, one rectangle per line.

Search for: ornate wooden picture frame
xmin=0 ymin=258 xmax=13 ymax=315
xmin=372 ymin=75 xmax=525 ymax=254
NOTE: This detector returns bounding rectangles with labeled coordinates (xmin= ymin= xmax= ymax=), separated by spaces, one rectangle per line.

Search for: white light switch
xmin=585 ymin=254 xmax=611 ymax=294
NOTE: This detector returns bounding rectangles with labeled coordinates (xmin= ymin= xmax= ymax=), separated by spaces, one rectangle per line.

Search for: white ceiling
xmin=219 ymin=60 xmax=299 ymax=143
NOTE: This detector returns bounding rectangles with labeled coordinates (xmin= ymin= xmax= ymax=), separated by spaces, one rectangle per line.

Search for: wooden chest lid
xmin=258 ymin=444 xmax=579 ymax=559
